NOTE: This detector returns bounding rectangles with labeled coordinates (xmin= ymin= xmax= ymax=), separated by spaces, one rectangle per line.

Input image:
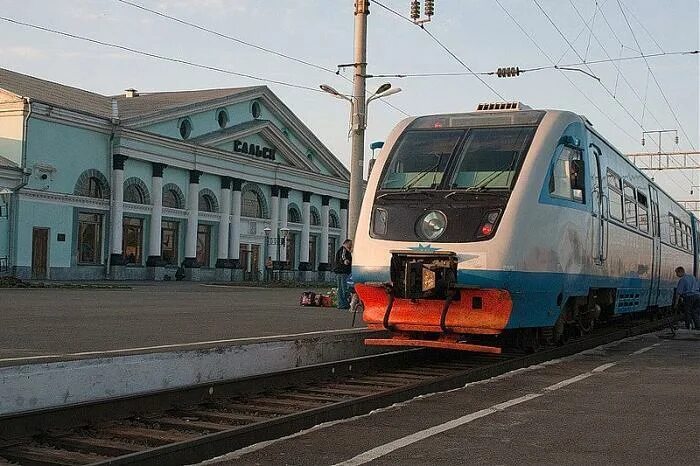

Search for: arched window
xmin=310 ymin=206 xmax=321 ymax=226
xmin=240 ymin=183 xmax=268 ymax=218
xmin=123 ymin=177 xmax=150 ymax=204
xmin=162 ymin=183 xmax=185 ymax=209
xmin=74 ymin=169 xmax=110 ymax=199
xmin=198 ymin=189 xmax=219 ymax=212
xmin=329 ymin=211 xmax=340 ymax=228
xmin=242 ymin=190 xmax=262 ymax=218
xmin=288 ymin=205 xmax=301 ymax=224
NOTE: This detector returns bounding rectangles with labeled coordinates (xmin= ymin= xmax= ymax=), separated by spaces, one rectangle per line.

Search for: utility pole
xmin=347 ymin=0 xmax=369 ymax=242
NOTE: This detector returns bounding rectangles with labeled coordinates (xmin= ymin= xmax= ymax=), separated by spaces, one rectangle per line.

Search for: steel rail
xmin=0 ymin=314 xmax=679 ymax=466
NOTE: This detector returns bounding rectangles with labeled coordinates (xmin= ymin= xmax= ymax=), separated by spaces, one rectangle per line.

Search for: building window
xmin=74 ymin=169 xmax=110 ymax=199
xmin=197 ymin=224 xmax=211 ymax=266
xmin=162 ymin=184 xmax=184 ymax=209
xmin=251 ymin=101 xmax=261 ymax=119
xmin=242 ymin=190 xmax=263 ymax=218
xmin=198 ymin=190 xmax=219 ymax=212
xmin=78 ymin=212 xmax=103 ymax=264
xmin=162 ymin=221 xmax=179 ymax=265
xmin=122 ymin=217 xmax=143 ymax=264
xmin=329 ymin=211 xmax=340 ymax=228
xmin=124 ymin=184 xmax=146 ymax=204
xmin=88 ymin=177 xmax=103 ymax=199
xmin=288 ymin=206 xmax=301 ymax=224
xmin=310 ymin=207 xmax=321 ymax=226
xmin=179 ymin=118 xmax=192 ymax=139
xmin=217 ymin=109 xmax=229 ymax=129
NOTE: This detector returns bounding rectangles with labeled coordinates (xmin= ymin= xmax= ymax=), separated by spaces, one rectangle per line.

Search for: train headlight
xmin=418 ymin=210 xmax=447 ymax=240
xmin=372 ymin=207 xmax=388 ymax=236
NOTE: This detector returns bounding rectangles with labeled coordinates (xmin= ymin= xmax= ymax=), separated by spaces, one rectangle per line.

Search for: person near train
xmin=674 ymin=266 xmax=700 ymax=330
xmin=333 ymin=239 xmax=353 ymax=310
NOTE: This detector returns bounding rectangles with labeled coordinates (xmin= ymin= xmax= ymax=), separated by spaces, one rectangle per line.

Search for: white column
xmin=320 ymin=196 xmax=330 ymax=268
xmin=110 ymin=154 xmax=127 ymax=265
xmin=340 ymin=200 xmax=348 ymax=243
xmin=147 ymin=163 xmax=165 ymax=265
xmin=184 ymin=170 xmax=201 ymax=266
xmin=217 ymin=177 xmax=232 ymax=267
xmin=299 ymin=191 xmax=311 ymax=269
xmin=279 ymin=188 xmax=289 ymax=263
xmin=270 ymin=186 xmax=280 ymax=262
xmin=229 ymin=179 xmax=242 ymax=262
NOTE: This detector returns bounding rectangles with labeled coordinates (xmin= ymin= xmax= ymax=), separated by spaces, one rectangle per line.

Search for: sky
xmin=1 ymin=0 xmax=698 ymax=200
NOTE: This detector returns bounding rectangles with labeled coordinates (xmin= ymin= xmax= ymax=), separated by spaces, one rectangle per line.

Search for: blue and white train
xmin=353 ymin=102 xmax=696 ymax=353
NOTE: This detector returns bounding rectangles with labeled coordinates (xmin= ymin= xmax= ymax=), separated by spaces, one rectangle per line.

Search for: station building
xmin=0 ymin=68 xmax=349 ymax=281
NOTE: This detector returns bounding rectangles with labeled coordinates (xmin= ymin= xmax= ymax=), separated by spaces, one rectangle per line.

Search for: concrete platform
xmin=206 ymin=329 xmax=700 ymax=465
xmin=0 ymin=282 xmax=361 ymax=361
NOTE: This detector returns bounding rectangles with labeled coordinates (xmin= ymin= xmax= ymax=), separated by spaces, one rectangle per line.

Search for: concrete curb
xmin=0 ymin=329 xmax=387 ymax=416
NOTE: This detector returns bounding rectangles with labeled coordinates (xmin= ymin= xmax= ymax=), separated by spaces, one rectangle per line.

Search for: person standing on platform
xmin=674 ymin=266 xmax=700 ymax=330
xmin=265 ymin=256 xmax=273 ymax=282
xmin=334 ymin=239 xmax=353 ymax=309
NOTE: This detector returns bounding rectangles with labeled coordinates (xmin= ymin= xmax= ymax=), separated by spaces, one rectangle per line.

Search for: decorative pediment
xmin=191 ymin=120 xmax=318 ymax=172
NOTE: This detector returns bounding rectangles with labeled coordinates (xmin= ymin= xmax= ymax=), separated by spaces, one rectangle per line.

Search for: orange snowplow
xmin=356 ymin=282 xmax=513 ymax=353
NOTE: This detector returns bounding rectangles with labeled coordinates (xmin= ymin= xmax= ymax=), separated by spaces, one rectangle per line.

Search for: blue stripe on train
xmin=353 ymin=266 xmax=675 ymax=329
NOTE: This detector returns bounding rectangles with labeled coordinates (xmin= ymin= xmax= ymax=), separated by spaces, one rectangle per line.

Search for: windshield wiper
xmin=401 ymin=153 xmax=445 ymax=191
xmin=445 ymin=151 xmax=518 ymax=199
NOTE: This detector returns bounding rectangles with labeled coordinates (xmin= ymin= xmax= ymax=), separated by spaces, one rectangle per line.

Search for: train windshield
xmin=380 ymin=130 xmax=463 ymax=190
xmin=378 ymin=125 xmax=537 ymax=191
xmin=449 ymin=126 xmax=536 ymax=189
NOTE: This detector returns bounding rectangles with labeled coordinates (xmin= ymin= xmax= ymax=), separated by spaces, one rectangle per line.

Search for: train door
xmin=648 ymin=187 xmax=661 ymax=306
xmin=590 ymin=144 xmax=607 ymax=265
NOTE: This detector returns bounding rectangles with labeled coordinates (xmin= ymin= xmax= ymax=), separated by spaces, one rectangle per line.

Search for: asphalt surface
xmin=0 ymin=282 xmax=362 ymax=359
xmin=206 ymin=329 xmax=700 ymax=466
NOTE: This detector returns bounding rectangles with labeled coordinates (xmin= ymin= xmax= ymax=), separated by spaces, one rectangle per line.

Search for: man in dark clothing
xmin=675 ymin=266 xmax=700 ymax=330
xmin=333 ymin=239 xmax=353 ymax=309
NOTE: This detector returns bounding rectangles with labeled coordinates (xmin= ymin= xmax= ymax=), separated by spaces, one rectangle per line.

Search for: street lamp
xmin=319 ymin=82 xmax=402 ymax=240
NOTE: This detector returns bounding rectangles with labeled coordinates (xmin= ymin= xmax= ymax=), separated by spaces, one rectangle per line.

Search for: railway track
xmin=0 ymin=314 xmax=678 ymax=466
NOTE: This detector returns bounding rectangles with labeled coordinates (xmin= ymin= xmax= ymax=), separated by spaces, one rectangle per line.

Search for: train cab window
xmin=549 ymin=145 xmax=584 ymax=202
xmin=380 ymin=130 xmax=462 ymax=189
xmin=607 ymin=170 xmax=623 ymax=221
xmin=623 ymin=182 xmax=637 ymax=228
xmin=450 ymin=126 xmax=536 ymax=190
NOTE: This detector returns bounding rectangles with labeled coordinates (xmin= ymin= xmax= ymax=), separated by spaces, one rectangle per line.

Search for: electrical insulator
xmin=410 ymin=0 xmax=420 ymax=20
xmin=496 ymin=66 xmax=521 ymax=78
xmin=424 ymin=0 xmax=434 ymax=17
xmin=641 ymin=137 xmax=645 ymax=146
xmin=675 ymin=135 xmax=679 ymax=144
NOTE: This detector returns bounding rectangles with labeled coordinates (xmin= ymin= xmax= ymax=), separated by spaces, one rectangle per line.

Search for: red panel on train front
xmin=356 ymin=283 xmax=513 ymax=335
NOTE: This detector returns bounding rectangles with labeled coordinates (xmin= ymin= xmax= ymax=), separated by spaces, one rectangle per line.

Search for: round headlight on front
xmin=418 ymin=210 xmax=447 ymax=240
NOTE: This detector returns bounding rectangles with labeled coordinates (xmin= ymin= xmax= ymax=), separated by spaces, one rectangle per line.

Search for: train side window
xmin=638 ymin=205 xmax=649 ymax=233
xmin=685 ymin=224 xmax=693 ymax=251
xmin=606 ymin=170 xmax=623 ymax=221
xmin=549 ymin=146 xmax=584 ymax=202
xmin=669 ymin=215 xmax=677 ymax=245
xmin=623 ymin=182 xmax=637 ymax=227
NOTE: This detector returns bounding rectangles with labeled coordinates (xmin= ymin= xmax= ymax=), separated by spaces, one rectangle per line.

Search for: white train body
xmin=353 ymin=105 xmax=694 ymax=351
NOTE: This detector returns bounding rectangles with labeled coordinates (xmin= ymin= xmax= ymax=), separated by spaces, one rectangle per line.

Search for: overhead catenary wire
xmin=115 ymin=0 xmax=411 ymax=117
xmin=372 ymin=0 xmax=507 ymax=101
xmin=0 ymin=15 xmax=326 ymax=93
xmin=616 ymin=0 xmax=697 ymax=152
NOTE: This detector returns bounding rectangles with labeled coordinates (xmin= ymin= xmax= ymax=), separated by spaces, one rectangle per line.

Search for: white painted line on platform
xmin=630 ymin=343 xmax=661 ymax=355
xmin=0 ymin=329 xmax=360 ymax=363
xmin=333 ymin=352 xmax=627 ymax=466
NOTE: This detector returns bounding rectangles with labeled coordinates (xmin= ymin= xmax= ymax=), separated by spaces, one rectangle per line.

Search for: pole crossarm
xmin=625 ymin=151 xmax=700 ymax=170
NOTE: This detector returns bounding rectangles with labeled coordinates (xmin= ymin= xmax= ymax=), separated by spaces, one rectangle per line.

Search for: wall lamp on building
xmin=263 ymin=226 xmax=290 ymax=271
